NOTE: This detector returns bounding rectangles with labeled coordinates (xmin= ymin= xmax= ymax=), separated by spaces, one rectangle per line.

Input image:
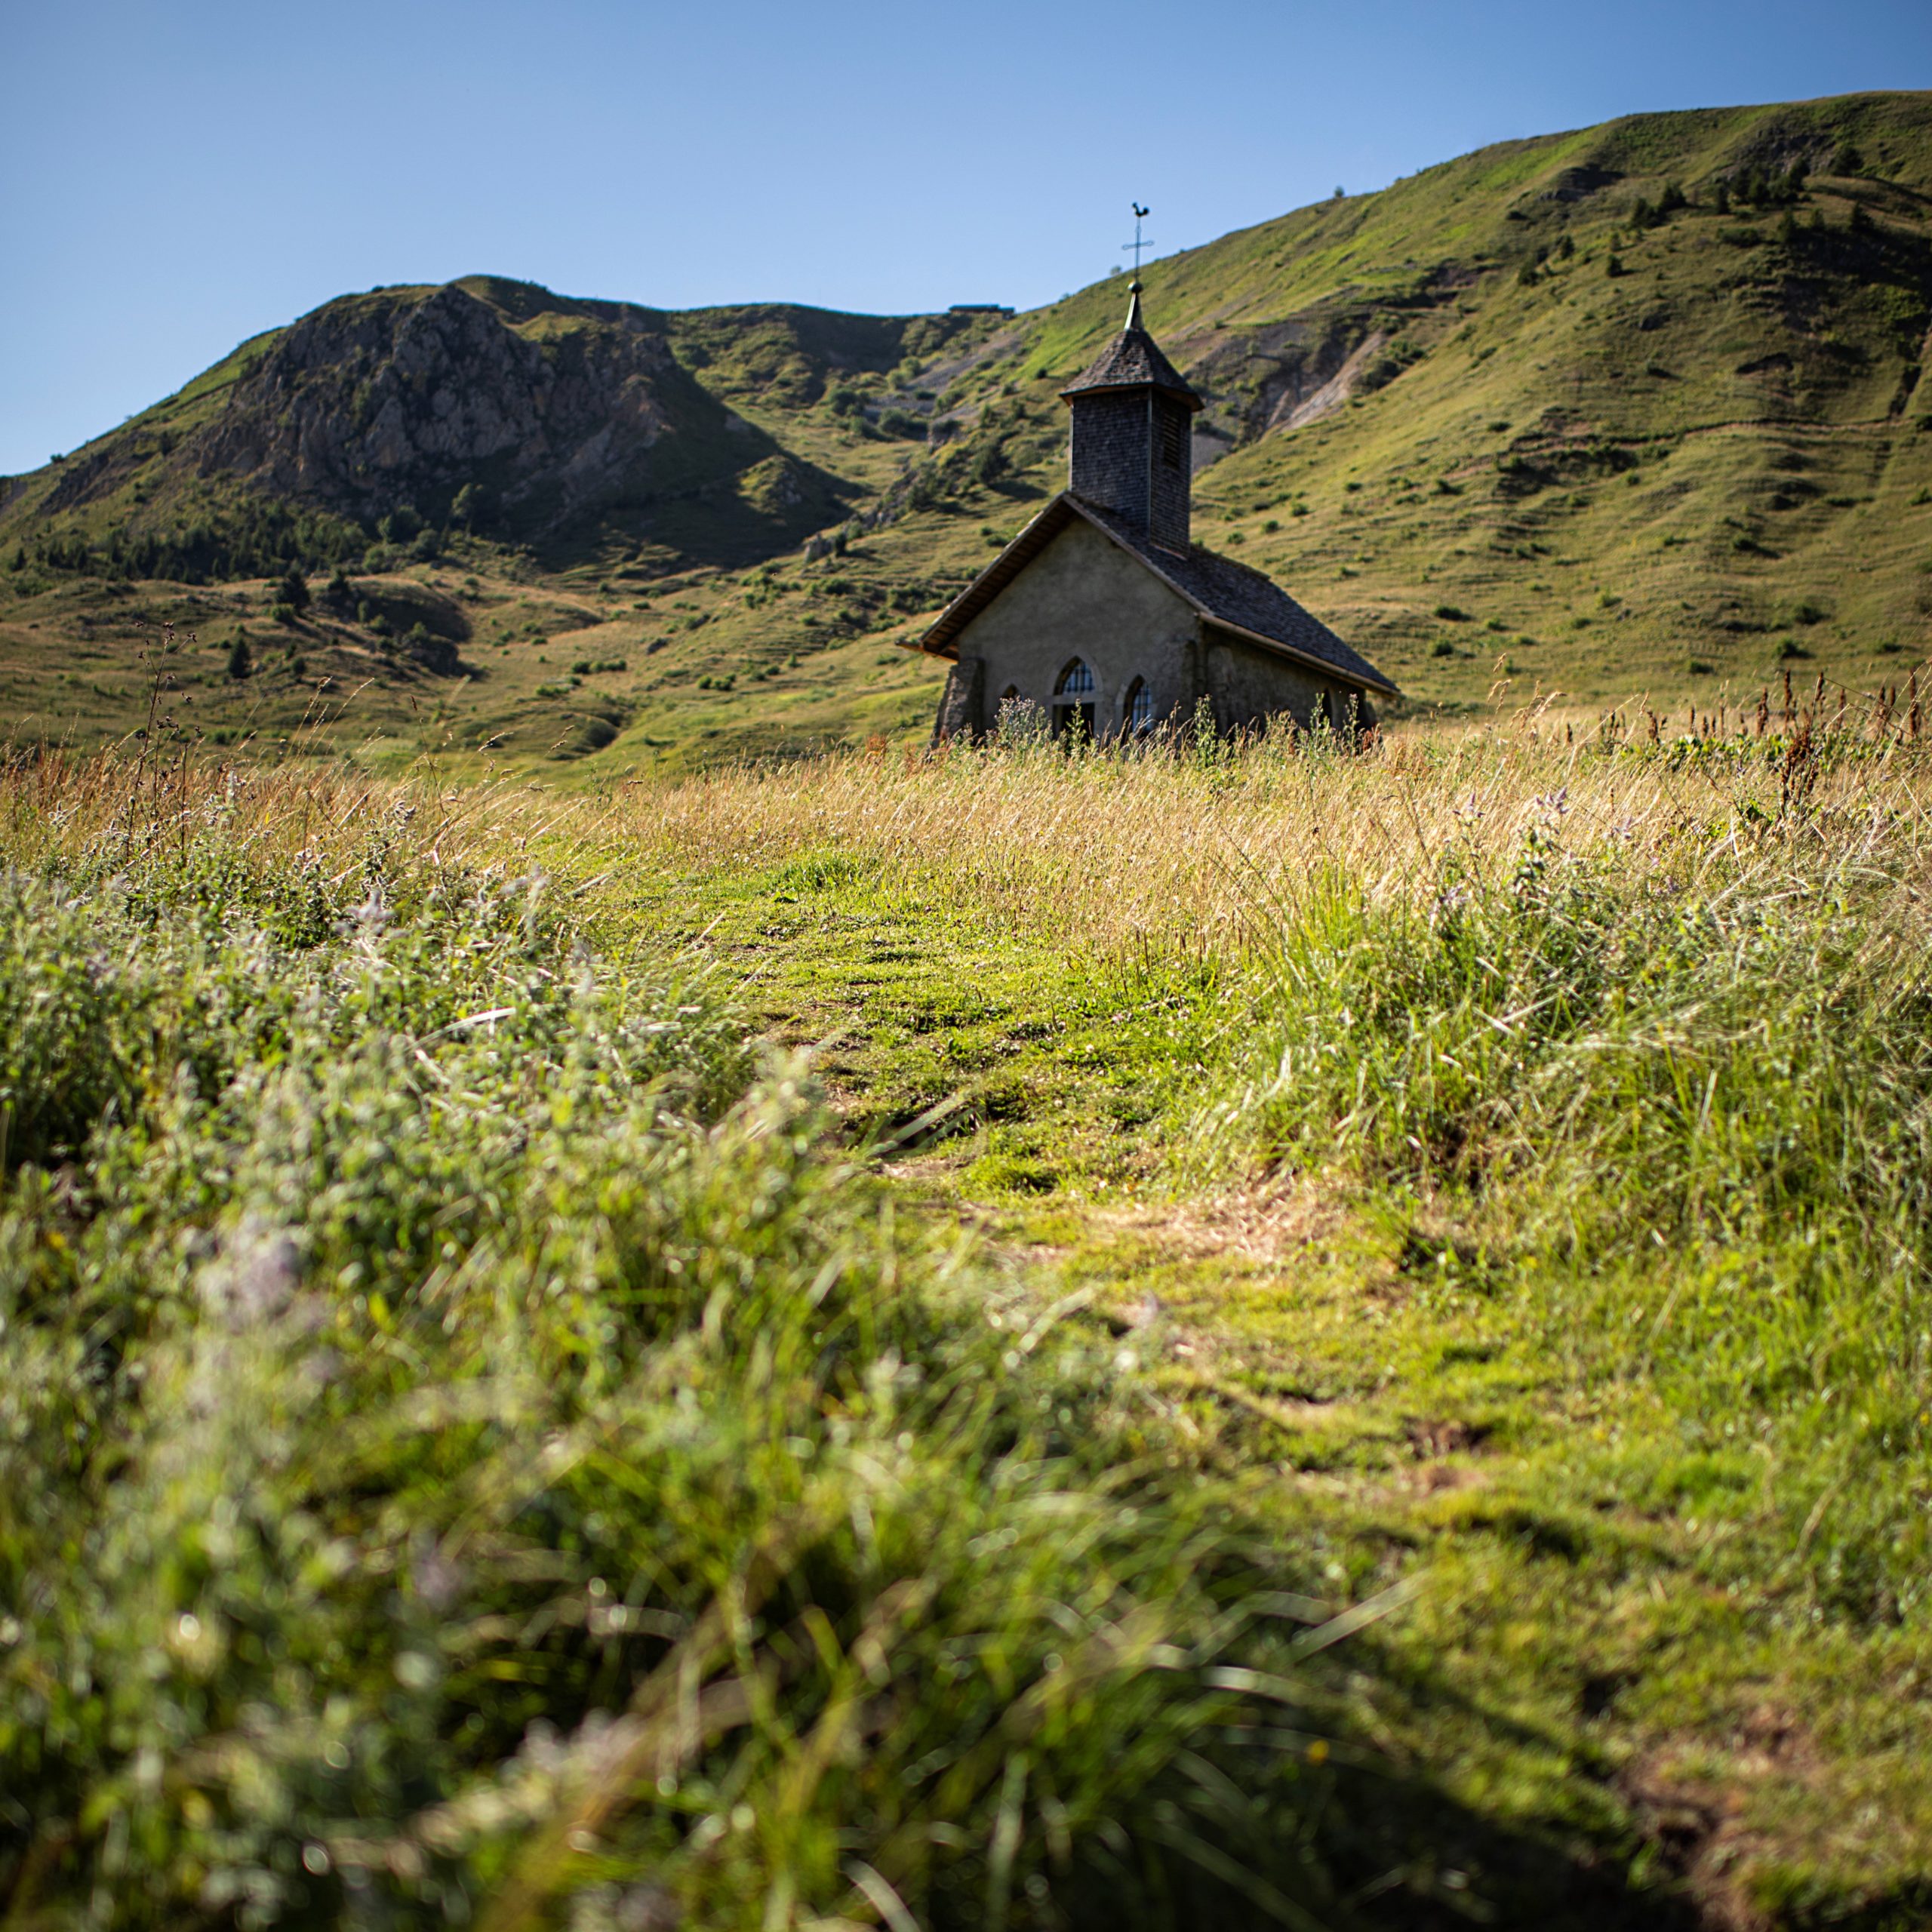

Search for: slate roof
xmin=1059 ymin=289 xmax=1203 ymax=412
xmin=913 ymin=492 xmax=1399 ymax=697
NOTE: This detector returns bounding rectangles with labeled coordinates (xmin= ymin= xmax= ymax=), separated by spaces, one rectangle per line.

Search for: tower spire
xmin=1060 ymin=223 xmax=1202 ymax=553
xmin=1121 ymin=203 xmax=1152 ymax=331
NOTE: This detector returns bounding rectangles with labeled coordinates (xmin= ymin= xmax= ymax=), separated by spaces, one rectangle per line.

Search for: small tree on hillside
xmin=275 ymin=565 xmax=309 ymax=614
xmin=227 ymin=632 xmax=252 ymax=681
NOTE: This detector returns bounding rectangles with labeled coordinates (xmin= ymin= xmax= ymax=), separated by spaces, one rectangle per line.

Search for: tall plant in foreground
xmin=0 ymin=778 xmax=1383 ymax=1931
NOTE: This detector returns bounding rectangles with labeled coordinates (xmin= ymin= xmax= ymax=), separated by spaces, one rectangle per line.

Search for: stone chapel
xmin=911 ymin=281 xmax=1397 ymax=740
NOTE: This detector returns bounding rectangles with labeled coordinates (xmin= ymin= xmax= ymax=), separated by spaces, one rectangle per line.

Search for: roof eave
xmin=908 ymin=494 xmax=1082 ymax=660
xmin=1057 ymin=380 xmax=1205 ymax=414
xmin=1197 ymin=616 xmax=1401 ymax=699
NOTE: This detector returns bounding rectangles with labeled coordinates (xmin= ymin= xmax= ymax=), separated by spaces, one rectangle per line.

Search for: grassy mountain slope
xmin=2 ymin=90 xmax=1929 ymax=768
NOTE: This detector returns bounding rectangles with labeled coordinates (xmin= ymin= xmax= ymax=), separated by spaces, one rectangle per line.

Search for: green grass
xmin=6 ymin=753 xmax=1672 ymax=1932
xmin=13 ymin=731 xmax=1932 ymax=1922
xmin=543 ymin=724 xmax=1932 ymax=1927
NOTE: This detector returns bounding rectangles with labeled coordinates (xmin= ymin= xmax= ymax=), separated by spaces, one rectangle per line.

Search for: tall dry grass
xmin=16 ymin=722 xmax=1932 ymax=975
xmin=576 ymin=725 xmax=1932 ymax=969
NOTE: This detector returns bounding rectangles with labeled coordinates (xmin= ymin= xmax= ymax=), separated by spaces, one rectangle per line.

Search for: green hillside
xmin=2 ymin=89 xmax=1930 ymax=768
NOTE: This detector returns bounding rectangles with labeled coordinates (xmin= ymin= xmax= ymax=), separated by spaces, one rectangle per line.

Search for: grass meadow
xmin=7 ymin=709 xmax=1932 ymax=1928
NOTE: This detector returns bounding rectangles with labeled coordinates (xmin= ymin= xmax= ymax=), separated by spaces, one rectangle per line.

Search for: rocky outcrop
xmin=187 ymin=283 xmax=734 ymax=542
xmin=1180 ymin=312 xmax=1381 ymax=451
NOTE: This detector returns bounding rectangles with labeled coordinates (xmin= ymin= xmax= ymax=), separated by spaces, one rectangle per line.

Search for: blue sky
xmin=4 ymin=0 xmax=1928 ymax=476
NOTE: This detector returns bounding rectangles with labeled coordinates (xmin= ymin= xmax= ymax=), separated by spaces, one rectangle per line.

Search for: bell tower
xmin=1059 ymin=278 xmax=1203 ymax=555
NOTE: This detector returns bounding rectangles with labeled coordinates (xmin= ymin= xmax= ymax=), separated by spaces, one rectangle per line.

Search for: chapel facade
xmin=912 ymin=282 xmax=1397 ymax=740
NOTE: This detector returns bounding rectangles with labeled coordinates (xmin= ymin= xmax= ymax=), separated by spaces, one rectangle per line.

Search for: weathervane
xmin=1123 ymin=203 xmax=1152 ymax=280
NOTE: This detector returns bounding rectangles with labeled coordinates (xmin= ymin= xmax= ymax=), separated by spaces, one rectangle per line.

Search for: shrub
xmin=275 ymin=565 xmax=310 ymax=613
xmin=1433 ymin=603 xmax=1472 ymax=622
xmin=226 ymin=632 xmax=252 ymax=680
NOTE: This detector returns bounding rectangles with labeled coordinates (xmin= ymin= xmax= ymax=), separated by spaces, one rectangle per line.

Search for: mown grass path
xmin=608 ymin=821 xmax=1932 ymax=1932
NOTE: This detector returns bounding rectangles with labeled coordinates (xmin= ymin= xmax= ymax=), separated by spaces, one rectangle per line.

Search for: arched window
xmin=1001 ymin=684 xmax=1020 ymax=703
xmin=1124 ymin=678 xmax=1155 ymax=737
xmin=1052 ymin=659 xmax=1097 ymax=741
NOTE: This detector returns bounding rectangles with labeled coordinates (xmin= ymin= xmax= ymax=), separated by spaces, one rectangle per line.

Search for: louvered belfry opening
xmin=1060 ymin=281 xmax=1203 ymax=555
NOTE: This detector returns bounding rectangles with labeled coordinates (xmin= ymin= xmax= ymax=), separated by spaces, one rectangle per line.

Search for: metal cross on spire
xmin=1122 ymin=204 xmax=1152 ymax=278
